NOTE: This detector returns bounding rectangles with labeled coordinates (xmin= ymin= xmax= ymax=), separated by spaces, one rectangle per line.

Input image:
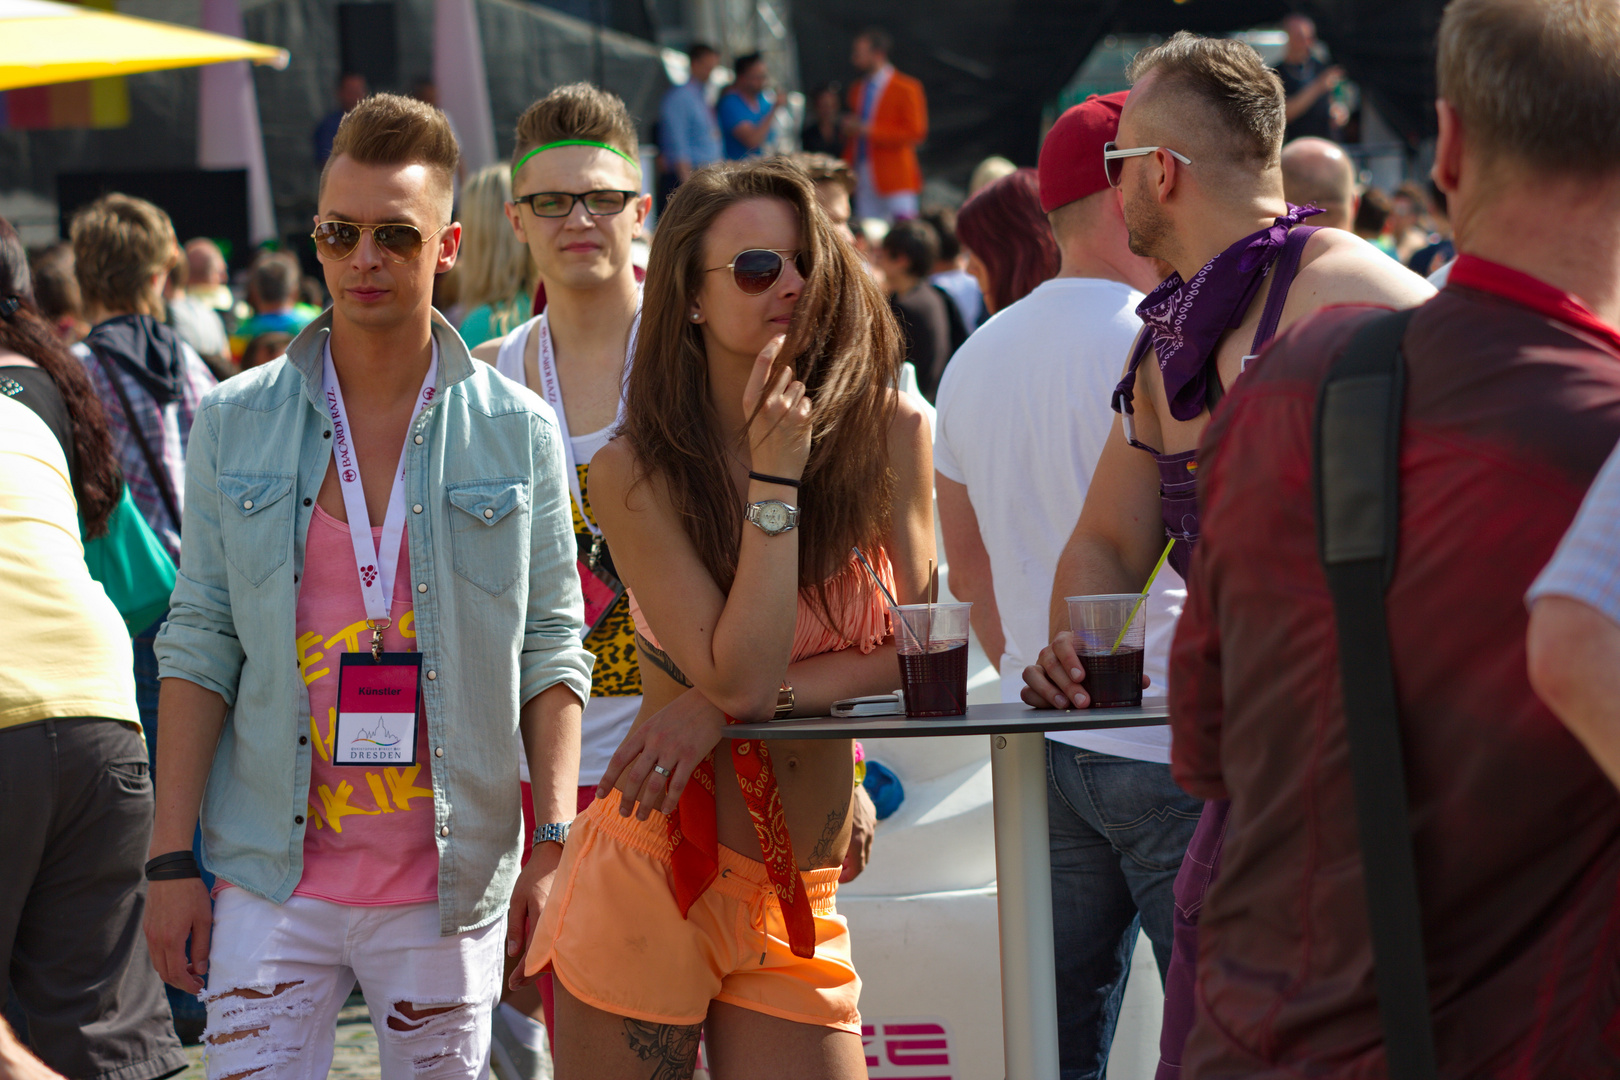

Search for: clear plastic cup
xmin=1066 ymin=594 xmax=1147 ymax=708
xmin=891 ymin=602 xmax=972 ymax=717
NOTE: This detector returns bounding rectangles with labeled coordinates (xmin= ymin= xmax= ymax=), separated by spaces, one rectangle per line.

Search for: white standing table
xmin=724 ymin=699 xmax=1171 ymax=1080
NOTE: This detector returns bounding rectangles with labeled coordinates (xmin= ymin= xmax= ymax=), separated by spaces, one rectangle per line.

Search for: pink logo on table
xmin=862 ymin=1019 xmax=954 ymax=1079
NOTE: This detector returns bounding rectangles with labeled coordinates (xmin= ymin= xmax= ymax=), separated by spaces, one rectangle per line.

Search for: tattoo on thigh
xmin=634 ymin=631 xmax=693 ymax=687
xmin=808 ymin=801 xmax=848 ymax=867
xmin=622 ymin=1019 xmax=701 ymax=1080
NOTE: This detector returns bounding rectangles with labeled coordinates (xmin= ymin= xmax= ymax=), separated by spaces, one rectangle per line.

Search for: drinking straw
xmin=1109 ymin=537 xmax=1177 ymax=655
xmin=853 ymin=546 xmax=925 ymax=652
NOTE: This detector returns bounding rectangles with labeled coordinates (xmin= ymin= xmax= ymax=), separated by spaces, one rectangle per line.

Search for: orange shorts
xmin=526 ymin=789 xmax=861 ymax=1033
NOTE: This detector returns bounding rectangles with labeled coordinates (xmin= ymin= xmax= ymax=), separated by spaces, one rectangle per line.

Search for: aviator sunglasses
xmin=310 ymin=220 xmax=449 ymax=263
xmin=1102 ymin=141 xmax=1193 ymax=188
xmin=705 ymin=248 xmax=810 ymax=295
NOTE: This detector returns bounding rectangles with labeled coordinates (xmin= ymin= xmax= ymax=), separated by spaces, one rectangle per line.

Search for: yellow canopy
xmin=0 ymin=0 xmax=288 ymax=92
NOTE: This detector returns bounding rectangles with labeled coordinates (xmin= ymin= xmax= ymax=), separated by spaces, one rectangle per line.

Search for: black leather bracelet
xmin=748 ymin=470 xmax=801 ymax=489
xmin=145 ymin=851 xmax=201 ymax=881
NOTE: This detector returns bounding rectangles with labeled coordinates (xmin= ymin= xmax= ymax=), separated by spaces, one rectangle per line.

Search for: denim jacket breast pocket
xmin=445 ymin=477 xmax=530 ymax=596
xmin=216 ymin=471 xmax=295 ymax=586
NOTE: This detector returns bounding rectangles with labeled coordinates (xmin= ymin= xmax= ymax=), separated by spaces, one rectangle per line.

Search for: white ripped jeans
xmin=201 ymin=890 xmax=504 ymax=1080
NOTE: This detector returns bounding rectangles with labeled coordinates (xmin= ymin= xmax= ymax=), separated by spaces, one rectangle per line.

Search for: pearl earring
xmin=691 ymin=313 xmax=700 ymax=321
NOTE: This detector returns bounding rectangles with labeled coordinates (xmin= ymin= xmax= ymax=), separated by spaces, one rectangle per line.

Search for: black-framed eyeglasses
xmin=310 ymin=220 xmax=449 ymax=263
xmin=1102 ymin=141 xmax=1193 ymax=188
xmin=512 ymin=190 xmax=639 ymax=218
xmin=704 ymin=248 xmax=810 ymax=295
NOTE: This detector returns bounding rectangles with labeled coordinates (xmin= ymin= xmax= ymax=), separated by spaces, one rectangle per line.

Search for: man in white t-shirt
xmin=934 ymin=93 xmax=1202 ymax=1079
xmin=469 ymin=82 xmax=649 ymax=1078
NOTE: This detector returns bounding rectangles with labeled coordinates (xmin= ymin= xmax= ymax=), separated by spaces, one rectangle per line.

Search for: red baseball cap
xmin=1037 ymin=90 xmax=1129 ymax=213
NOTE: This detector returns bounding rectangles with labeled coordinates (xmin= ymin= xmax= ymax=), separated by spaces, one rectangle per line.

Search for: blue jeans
xmin=1047 ymin=744 xmax=1203 ymax=1080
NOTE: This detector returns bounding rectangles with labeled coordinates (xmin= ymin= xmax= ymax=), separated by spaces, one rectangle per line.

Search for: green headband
xmin=511 ymin=139 xmax=641 ymax=179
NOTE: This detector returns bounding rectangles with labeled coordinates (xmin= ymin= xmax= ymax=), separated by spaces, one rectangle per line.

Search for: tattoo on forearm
xmin=622 ymin=1019 xmax=701 ymax=1080
xmin=634 ymin=631 xmax=692 ymax=687
xmin=808 ymin=801 xmax=849 ymax=868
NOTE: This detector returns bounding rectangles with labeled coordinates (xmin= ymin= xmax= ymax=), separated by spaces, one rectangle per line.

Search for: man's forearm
xmin=150 ymin=678 xmax=228 ymax=855
xmin=521 ymin=682 xmax=584 ymax=825
xmin=1528 ymin=596 xmax=1620 ymax=791
xmin=1048 ymin=528 xmax=1148 ymax=639
xmin=1286 ymin=83 xmax=1327 ymax=122
xmin=969 ymin=605 xmax=1006 ymax=673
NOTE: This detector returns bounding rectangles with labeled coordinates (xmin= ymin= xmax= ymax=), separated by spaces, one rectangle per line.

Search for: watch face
xmin=756 ymin=501 xmax=791 ymax=532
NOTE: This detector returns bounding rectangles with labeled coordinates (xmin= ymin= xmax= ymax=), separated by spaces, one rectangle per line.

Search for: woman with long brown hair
xmin=524 ymin=158 xmax=934 ymax=1078
xmin=0 ymin=215 xmax=121 ymax=537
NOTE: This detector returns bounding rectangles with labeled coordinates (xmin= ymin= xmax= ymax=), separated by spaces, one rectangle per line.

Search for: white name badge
xmin=333 ymin=652 xmax=422 ymax=766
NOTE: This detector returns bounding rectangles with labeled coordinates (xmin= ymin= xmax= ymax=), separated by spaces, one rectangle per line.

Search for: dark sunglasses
xmin=704 ymin=248 xmax=810 ymax=295
xmin=512 ymin=190 xmax=639 ymax=218
xmin=310 ymin=220 xmax=448 ymax=263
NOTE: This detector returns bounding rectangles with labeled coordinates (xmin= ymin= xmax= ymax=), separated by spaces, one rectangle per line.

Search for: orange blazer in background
xmin=844 ymin=70 xmax=928 ymax=195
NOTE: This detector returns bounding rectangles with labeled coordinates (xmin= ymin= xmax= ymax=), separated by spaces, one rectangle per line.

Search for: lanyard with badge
xmin=526 ymin=309 xmax=640 ymax=640
xmin=322 ymin=342 xmax=438 ymax=767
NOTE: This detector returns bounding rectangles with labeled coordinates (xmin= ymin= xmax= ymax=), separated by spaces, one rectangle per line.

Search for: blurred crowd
xmin=5 ymin=4 xmax=1620 ymax=1080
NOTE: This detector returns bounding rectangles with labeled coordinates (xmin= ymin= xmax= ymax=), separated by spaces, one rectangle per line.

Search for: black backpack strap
xmin=1312 ymin=307 xmax=1438 ymax=1080
xmin=88 ymin=344 xmax=182 ymax=536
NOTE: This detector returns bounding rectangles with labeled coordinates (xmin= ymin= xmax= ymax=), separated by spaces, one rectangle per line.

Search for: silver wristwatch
xmin=745 ymin=499 xmax=800 ymax=537
xmin=532 ymin=822 xmax=571 ymax=848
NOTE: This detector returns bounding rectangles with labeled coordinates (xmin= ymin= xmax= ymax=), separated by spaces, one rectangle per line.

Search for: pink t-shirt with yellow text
xmin=291 ymin=505 xmax=439 ymax=904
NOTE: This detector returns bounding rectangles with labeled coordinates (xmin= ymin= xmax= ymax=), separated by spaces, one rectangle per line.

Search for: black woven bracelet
xmin=748 ymin=471 xmax=801 ymax=489
xmin=145 ymin=851 xmax=200 ymax=881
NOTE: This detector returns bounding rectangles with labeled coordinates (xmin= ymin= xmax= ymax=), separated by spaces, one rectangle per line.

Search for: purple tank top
xmin=1112 ymin=224 xmax=1319 ymax=578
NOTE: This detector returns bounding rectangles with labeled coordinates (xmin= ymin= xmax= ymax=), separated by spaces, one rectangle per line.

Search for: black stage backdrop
xmin=793 ymin=0 xmax=1445 ymax=185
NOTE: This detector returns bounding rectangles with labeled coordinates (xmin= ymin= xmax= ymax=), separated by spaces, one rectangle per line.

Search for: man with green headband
xmin=470 ymin=81 xmax=650 ymax=1080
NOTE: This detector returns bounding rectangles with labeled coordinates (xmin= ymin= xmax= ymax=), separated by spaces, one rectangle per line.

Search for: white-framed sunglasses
xmin=1103 ymin=142 xmax=1193 ymax=188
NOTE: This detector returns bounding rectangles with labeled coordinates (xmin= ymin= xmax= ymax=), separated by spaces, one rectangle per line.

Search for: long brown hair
xmin=621 ymin=157 xmax=901 ymax=626
xmin=1 ymin=217 xmax=121 ymax=537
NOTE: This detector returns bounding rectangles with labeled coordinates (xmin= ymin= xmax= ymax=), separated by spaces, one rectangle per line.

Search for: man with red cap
xmin=934 ymin=90 xmax=1198 ymax=1078
xmin=1020 ymin=33 xmax=1432 ymax=1080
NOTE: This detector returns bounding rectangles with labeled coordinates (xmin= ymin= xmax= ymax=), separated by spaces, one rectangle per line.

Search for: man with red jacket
xmin=843 ymin=27 xmax=927 ymax=223
xmin=1169 ymin=0 xmax=1620 ymax=1073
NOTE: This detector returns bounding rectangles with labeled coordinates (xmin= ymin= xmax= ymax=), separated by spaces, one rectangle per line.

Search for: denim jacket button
xmin=418 ymin=583 xmax=428 ymax=593
xmin=427 ymin=670 xmax=437 ymax=680
xmin=435 ymin=747 xmax=444 ymax=758
xmin=439 ymin=825 xmax=450 ymax=837
xmin=295 ymin=815 xmax=304 ymax=824
xmin=243 ymin=500 xmax=254 ymax=510
xmin=413 ymin=504 xmax=422 ymax=514
xmin=414 ymin=435 xmax=424 ymax=445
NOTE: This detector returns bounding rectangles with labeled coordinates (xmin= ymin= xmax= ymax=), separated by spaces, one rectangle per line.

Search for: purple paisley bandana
xmin=1136 ymin=204 xmax=1323 ymax=421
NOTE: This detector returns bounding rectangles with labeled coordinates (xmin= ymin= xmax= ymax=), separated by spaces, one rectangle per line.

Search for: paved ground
xmin=176 ymin=992 xmax=383 ymax=1080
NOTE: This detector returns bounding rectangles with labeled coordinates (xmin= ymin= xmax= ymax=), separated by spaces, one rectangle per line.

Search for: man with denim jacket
xmin=142 ymin=94 xmax=592 ymax=1078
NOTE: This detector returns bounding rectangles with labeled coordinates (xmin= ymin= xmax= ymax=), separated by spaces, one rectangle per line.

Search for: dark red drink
xmin=898 ymin=642 xmax=969 ymax=717
xmin=1081 ymin=646 xmax=1144 ymax=708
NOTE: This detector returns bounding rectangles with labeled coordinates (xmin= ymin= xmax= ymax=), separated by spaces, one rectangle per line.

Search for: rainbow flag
xmin=0 ymin=1 xmax=128 ymax=130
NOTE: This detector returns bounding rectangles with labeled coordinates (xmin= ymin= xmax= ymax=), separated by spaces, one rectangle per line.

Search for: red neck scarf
xmin=1448 ymin=255 xmax=1620 ymax=357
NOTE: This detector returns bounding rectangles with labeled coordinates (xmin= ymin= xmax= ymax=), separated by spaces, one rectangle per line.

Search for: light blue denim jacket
xmin=155 ymin=310 xmax=593 ymax=935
